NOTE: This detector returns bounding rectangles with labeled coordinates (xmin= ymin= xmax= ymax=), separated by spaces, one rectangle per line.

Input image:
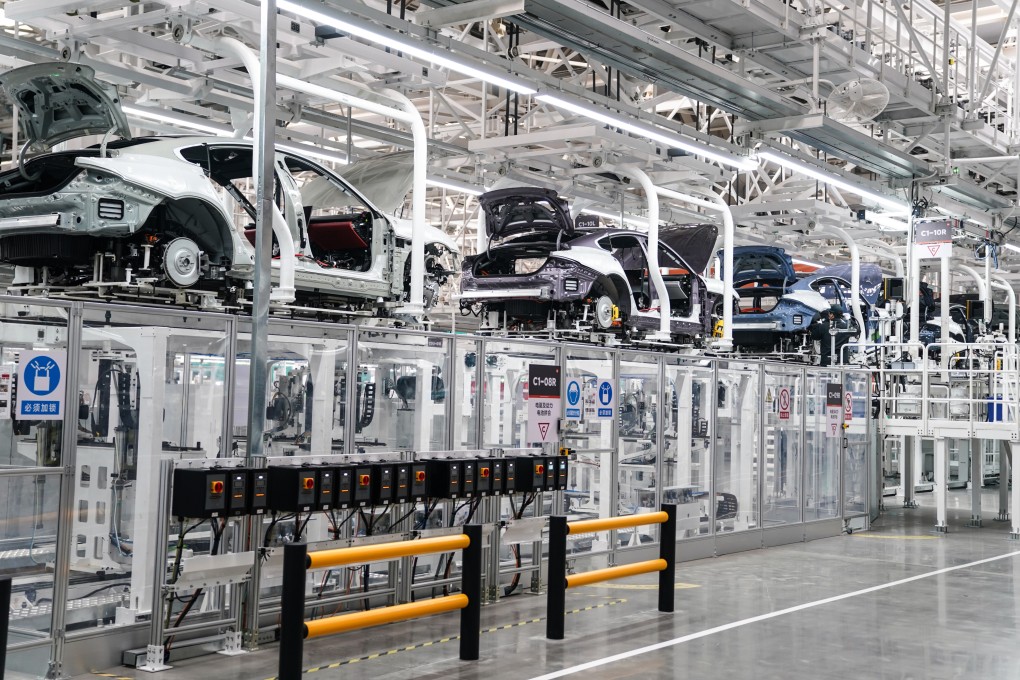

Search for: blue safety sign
xmin=597 ymin=380 xmax=614 ymax=418
xmin=16 ymin=351 xmax=66 ymax=420
xmin=565 ymin=378 xmax=582 ymax=419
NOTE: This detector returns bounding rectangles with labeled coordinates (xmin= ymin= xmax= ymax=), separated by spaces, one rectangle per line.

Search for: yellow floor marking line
xmin=262 ymin=599 xmax=628 ymax=679
xmin=91 ymin=673 xmax=134 ymax=680
xmin=850 ymin=533 xmax=937 ymax=540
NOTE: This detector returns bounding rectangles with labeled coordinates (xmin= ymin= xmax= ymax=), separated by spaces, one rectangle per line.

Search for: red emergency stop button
xmin=480 ymin=467 xmax=490 ymax=478
xmin=210 ymin=480 xmax=224 ymax=494
xmin=415 ymin=471 xmax=426 ymax=482
xmin=536 ymin=464 xmax=545 ymax=475
xmin=302 ymin=477 xmax=315 ymax=490
xmin=359 ymin=474 xmax=371 ymax=486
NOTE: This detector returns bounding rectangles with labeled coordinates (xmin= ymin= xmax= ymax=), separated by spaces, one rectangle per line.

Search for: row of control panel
xmin=171 ymin=456 xmax=569 ymax=519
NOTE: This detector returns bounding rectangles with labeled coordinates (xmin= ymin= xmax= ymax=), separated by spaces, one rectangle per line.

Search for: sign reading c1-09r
xmin=527 ymin=364 xmax=561 ymax=444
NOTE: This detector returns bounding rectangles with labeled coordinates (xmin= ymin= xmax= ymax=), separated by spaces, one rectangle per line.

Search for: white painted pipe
xmin=941 ymin=255 xmax=951 ymax=369
xmin=958 ymin=264 xmax=988 ymax=319
xmin=617 ymin=166 xmax=669 ymax=339
xmin=216 ymin=36 xmax=296 ymax=303
xmin=382 ymin=88 xmax=428 ymax=315
xmin=949 ymin=155 xmax=1020 ymax=165
xmin=907 ymin=216 xmax=920 ymax=353
xmin=654 ymin=186 xmax=734 ymax=350
xmin=991 ymin=275 xmax=1016 ymax=343
xmin=984 ymin=246 xmax=994 ymax=324
xmin=818 ymin=224 xmax=866 ymax=343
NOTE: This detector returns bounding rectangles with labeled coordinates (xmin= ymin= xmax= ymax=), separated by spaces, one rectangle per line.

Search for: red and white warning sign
xmin=844 ymin=391 xmax=854 ymax=422
xmin=778 ymin=387 xmax=791 ymax=420
xmin=527 ymin=364 xmax=560 ymax=444
xmin=920 ymin=242 xmax=951 ymax=259
xmin=825 ymin=382 xmax=843 ymax=439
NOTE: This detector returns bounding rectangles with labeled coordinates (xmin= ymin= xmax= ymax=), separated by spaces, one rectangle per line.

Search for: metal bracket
xmin=217 ymin=630 xmax=246 ymax=657
xmin=136 ymin=644 xmax=171 ymax=673
xmin=416 ymin=0 xmax=525 ymax=29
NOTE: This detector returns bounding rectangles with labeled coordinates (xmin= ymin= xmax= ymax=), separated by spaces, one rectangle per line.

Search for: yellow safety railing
xmin=547 ymin=505 xmax=677 ymax=640
xmin=278 ymin=526 xmax=482 ymax=680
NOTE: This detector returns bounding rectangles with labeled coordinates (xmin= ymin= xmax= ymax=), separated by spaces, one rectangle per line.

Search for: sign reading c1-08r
xmin=527 ymin=364 xmax=561 ymax=444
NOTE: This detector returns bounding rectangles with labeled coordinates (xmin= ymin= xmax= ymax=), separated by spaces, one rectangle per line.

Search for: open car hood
xmin=660 ymin=224 xmax=718 ymax=274
xmin=337 ymin=152 xmax=413 ymax=215
xmin=0 ymin=62 xmax=131 ymax=148
xmin=726 ymin=246 xmax=797 ymax=287
xmin=479 ymin=187 xmax=574 ymax=239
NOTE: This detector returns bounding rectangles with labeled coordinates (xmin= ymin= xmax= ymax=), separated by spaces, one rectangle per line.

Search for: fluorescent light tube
xmin=426 ymin=178 xmax=484 ymax=196
xmin=757 ymin=150 xmax=906 ymax=211
xmin=1004 ymin=243 xmax=1020 ymax=254
xmin=123 ymin=105 xmax=230 ymax=135
xmin=278 ymin=0 xmax=536 ymax=95
xmin=536 ymin=94 xmax=756 ymax=171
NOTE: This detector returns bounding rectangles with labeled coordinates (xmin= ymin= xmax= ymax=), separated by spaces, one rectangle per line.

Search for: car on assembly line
xmin=0 ymin=62 xmax=457 ymax=312
xmin=459 ymin=187 xmax=727 ymax=343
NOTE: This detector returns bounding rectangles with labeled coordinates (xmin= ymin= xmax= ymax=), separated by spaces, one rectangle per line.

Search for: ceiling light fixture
xmin=277 ymin=0 xmax=536 ymax=95
xmin=125 ymin=105 xmax=349 ymax=164
xmin=426 ymin=178 xmax=484 ymax=196
xmin=123 ymin=105 xmax=230 ymax=135
xmin=536 ymin=94 xmax=756 ymax=171
xmin=756 ymin=150 xmax=907 ymax=211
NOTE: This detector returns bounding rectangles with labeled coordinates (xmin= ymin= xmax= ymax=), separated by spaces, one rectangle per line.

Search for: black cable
xmin=295 ymin=512 xmax=313 ymax=541
xmin=164 ymin=520 xmax=224 ymax=659
xmin=72 ymin=583 xmax=129 ymax=600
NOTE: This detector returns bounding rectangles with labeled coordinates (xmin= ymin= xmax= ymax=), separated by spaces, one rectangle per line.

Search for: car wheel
xmin=594 ymin=294 xmax=617 ymax=330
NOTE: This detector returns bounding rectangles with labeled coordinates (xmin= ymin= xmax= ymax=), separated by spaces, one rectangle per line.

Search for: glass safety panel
xmin=352 ymin=330 xmax=448 ymax=452
xmin=804 ymin=370 xmax=842 ymax=520
xmin=74 ymin=304 xmax=233 ymax=623
xmin=480 ymin=340 xmax=557 ymax=449
xmin=663 ymin=357 xmax=715 ymax=539
xmin=453 ymin=338 xmax=480 ymax=450
xmin=562 ymin=346 xmax=615 ymax=556
xmin=844 ymin=370 xmax=870 ymax=516
xmin=616 ymin=352 xmax=659 ymax=552
xmin=714 ymin=361 xmax=761 ymax=533
xmin=763 ymin=364 xmax=803 ymax=527
xmin=234 ymin=319 xmax=351 ymax=457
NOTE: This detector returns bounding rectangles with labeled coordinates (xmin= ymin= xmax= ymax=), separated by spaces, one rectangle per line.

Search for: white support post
xmin=970 ymin=437 xmax=982 ymax=527
xmin=615 ymin=166 xmax=669 ymax=340
xmin=934 ymin=437 xmax=948 ymax=532
xmin=1013 ymin=440 xmax=1020 ymax=537
xmin=999 ymin=441 xmax=1011 ymax=521
xmin=991 ymin=276 xmax=1016 ymax=344
xmin=902 ymin=435 xmax=916 ymax=508
xmin=940 ymin=255 xmax=951 ymax=373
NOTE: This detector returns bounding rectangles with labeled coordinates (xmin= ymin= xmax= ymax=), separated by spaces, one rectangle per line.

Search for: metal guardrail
xmin=546 ymin=505 xmax=677 ymax=640
xmin=278 ymin=527 xmax=483 ymax=680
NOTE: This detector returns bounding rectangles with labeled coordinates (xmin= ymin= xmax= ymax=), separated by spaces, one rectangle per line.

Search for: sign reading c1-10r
xmin=913 ymin=218 xmax=956 ymax=259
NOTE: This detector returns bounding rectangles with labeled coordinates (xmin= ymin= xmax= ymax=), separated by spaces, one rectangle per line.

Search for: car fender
xmin=390 ymin=216 xmax=460 ymax=254
xmin=554 ymin=248 xmax=625 ymax=278
xmin=76 ymin=154 xmax=227 ymax=207
xmin=784 ymin=289 xmax=830 ymax=313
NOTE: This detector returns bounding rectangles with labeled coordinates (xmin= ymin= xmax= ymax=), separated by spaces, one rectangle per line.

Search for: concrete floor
xmin=76 ymin=487 xmax=1020 ymax=680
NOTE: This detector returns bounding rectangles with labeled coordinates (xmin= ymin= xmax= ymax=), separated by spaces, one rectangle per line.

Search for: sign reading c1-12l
xmin=16 ymin=350 xmax=66 ymax=421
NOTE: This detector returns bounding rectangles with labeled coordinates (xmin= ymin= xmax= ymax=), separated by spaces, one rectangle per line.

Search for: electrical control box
xmin=248 ymin=469 xmax=268 ymax=515
xmin=545 ymin=457 xmax=557 ymax=490
xmin=353 ymin=465 xmax=374 ymax=506
xmin=502 ymin=459 xmax=516 ymax=494
xmin=461 ymin=459 xmax=477 ymax=498
xmin=334 ymin=466 xmax=354 ymax=509
xmin=267 ymin=466 xmax=318 ymax=513
xmin=513 ymin=457 xmax=547 ymax=492
xmin=225 ymin=469 xmax=249 ymax=516
xmin=556 ymin=456 xmax=569 ymax=490
xmin=318 ymin=468 xmax=336 ymax=511
xmin=172 ymin=469 xmax=228 ymax=519
xmin=489 ymin=458 xmax=507 ymax=495
xmin=427 ymin=459 xmax=462 ymax=499
xmin=373 ymin=463 xmax=397 ymax=505
xmin=475 ymin=459 xmax=493 ymax=496
xmin=393 ymin=464 xmax=412 ymax=504
xmin=409 ymin=462 xmax=428 ymax=501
